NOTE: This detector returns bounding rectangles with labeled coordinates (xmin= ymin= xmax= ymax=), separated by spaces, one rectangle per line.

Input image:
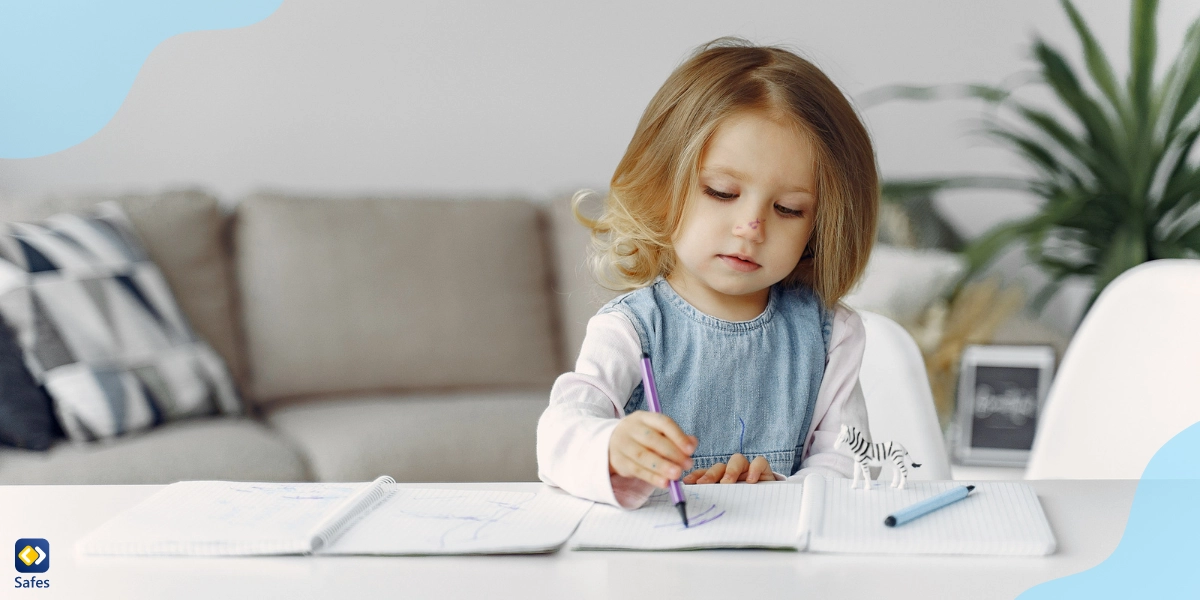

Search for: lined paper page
xmin=78 ymin=480 xmax=374 ymax=556
xmin=804 ymin=475 xmax=1057 ymax=556
xmin=570 ymin=483 xmax=805 ymax=550
xmin=320 ymin=486 xmax=594 ymax=555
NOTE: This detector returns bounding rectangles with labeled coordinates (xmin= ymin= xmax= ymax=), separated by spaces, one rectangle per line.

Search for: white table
xmin=2 ymin=480 xmax=1136 ymax=600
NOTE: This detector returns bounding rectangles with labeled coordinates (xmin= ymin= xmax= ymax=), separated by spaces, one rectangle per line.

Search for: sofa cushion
xmin=236 ymin=194 xmax=560 ymax=404
xmin=0 ymin=202 xmax=242 ymax=441
xmin=545 ymin=192 xmax=620 ymax=369
xmin=0 ymin=417 xmax=310 ymax=484
xmin=0 ymin=189 xmax=248 ymax=390
xmin=264 ymin=389 xmax=548 ymax=482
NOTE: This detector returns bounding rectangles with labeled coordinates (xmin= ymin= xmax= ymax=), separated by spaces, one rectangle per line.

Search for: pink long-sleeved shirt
xmin=536 ymin=303 xmax=869 ymax=509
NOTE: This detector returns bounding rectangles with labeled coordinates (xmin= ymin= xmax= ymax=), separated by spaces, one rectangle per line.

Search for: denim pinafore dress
xmin=599 ymin=277 xmax=831 ymax=477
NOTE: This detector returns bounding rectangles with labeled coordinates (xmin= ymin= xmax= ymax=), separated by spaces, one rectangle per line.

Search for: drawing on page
xmin=648 ymin=489 xmax=726 ymax=530
xmin=382 ymin=493 xmax=535 ymax=549
xmin=653 ymin=503 xmax=726 ymax=529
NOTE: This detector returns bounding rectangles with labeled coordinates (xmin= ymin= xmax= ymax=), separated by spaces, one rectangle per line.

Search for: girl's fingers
xmin=696 ymin=463 xmax=726 ymax=484
xmin=613 ymin=450 xmax=668 ymax=488
xmin=721 ymin=453 xmax=749 ymax=483
xmin=641 ymin=412 xmax=698 ymax=456
xmin=635 ymin=425 xmax=693 ymax=471
xmin=626 ymin=446 xmax=682 ymax=483
xmin=746 ymin=456 xmax=771 ymax=483
xmin=682 ymin=470 xmax=705 ymax=484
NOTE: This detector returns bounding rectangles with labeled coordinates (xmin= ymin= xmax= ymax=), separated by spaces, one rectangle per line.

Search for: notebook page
xmin=803 ymin=475 xmax=1057 ymax=556
xmin=78 ymin=480 xmax=377 ymax=556
xmin=570 ymin=482 xmax=805 ymax=550
xmin=320 ymin=486 xmax=594 ymax=555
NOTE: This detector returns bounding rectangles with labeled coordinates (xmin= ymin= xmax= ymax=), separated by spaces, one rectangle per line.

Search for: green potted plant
xmin=866 ymin=0 xmax=1200 ymax=313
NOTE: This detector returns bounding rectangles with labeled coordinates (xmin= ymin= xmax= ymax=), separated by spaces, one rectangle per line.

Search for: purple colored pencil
xmin=640 ymin=352 xmax=689 ymax=528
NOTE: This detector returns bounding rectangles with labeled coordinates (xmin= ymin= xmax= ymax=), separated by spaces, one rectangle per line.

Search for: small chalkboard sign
xmin=952 ymin=344 xmax=1056 ymax=467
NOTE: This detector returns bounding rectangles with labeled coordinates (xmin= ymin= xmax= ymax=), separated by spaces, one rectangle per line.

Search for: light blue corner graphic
xmin=0 ymin=0 xmax=284 ymax=159
xmin=1019 ymin=421 xmax=1200 ymax=598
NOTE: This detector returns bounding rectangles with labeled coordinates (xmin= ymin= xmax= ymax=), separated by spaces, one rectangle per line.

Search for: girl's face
xmin=667 ymin=110 xmax=817 ymax=321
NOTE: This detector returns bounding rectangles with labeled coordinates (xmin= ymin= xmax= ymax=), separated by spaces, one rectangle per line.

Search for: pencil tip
xmin=967 ymin=485 xmax=976 ymax=491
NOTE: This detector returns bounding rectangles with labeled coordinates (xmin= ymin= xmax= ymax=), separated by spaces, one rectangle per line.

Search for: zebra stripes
xmin=834 ymin=424 xmax=922 ymax=490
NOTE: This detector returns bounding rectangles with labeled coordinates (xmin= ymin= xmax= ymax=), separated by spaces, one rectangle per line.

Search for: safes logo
xmin=14 ymin=539 xmax=49 ymax=573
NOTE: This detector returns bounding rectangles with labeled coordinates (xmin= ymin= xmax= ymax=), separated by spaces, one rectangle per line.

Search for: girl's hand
xmin=682 ymin=453 xmax=776 ymax=484
xmin=609 ymin=411 xmax=698 ymax=488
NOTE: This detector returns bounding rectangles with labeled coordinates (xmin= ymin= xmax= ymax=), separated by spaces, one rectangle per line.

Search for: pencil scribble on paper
xmin=381 ymin=494 xmax=534 ymax=549
xmin=653 ymin=502 xmax=726 ymax=529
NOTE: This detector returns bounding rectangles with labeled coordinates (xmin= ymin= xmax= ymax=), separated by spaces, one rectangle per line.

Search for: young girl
xmin=537 ymin=37 xmax=877 ymax=509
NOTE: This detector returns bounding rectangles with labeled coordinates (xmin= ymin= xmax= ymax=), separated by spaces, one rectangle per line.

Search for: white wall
xmin=0 ymin=0 xmax=1195 ymax=331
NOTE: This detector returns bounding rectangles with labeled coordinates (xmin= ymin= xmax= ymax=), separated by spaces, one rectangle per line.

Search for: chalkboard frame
xmin=952 ymin=344 xmax=1056 ymax=467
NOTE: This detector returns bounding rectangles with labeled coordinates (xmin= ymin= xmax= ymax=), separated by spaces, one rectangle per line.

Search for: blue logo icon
xmin=14 ymin=539 xmax=49 ymax=573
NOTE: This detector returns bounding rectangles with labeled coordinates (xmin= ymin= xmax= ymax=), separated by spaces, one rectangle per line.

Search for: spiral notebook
xmin=570 ymin=475 xmax=1056 ymax=556
xmin=77 ymin=477 xmax=594 ymax=556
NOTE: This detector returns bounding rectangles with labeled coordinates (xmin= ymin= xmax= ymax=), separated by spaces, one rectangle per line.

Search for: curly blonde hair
xmin=576 ymin=37 xmax=878 ymax=308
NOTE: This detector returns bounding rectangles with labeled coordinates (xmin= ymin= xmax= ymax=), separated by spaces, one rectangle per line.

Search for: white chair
xmin=856 ymin=310 xmax=952 ymax=480
xmin=1025 ymin=259 xmax=1200 ymax=479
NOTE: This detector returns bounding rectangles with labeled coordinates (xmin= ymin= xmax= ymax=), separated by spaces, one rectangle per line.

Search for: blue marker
xmin=884 ymin=485 xmax=975 ymax=527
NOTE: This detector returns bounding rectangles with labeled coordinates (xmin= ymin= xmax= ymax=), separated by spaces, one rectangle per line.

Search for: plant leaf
xmin=1176 ymin=222 xmax=1200 ymax=250
xmin=1156 ymin=18 xmax=1200 ymax=139
xmin=981 ymin=126 xmax=1072 ymax=182
xmin=1128 ymin=0 xmax=1160 ymax=132
xmin=1059 ymin=0 xmax=1131 ymax=131
xmin=1091 ymin=224 xmax=1147 ymax=305
xmin=1151 ymin=121 xmax=1200 ymax=218
xmin=959 ymin=219 xmax=1037 ymax=278
xmin=881 ymin=176 xmax=1032 ymax=199
xmin=1033 ymin=39 xmax=1126 ymax=187
xmin=1158 ymin=165 xmax=1200 ymax=220
xmin=959 ymin=208 xmax=1071 ymax=282
xmin=1006 ymin=103 xmax=1125 ymax=189
xmin=855 ymin=81 xmax=1026 ymax=111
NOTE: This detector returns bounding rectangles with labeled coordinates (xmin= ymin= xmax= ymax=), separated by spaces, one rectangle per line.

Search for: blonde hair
xmin=575 ymin=36 xmax=878 ymax=308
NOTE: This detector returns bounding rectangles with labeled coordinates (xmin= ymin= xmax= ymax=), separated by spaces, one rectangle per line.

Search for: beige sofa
xmin=0 ymin=190 xmax=612 ymax=484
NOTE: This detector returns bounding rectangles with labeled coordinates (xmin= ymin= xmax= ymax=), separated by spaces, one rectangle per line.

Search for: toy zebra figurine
xmin=833 ymin=424 xmax=921 ymax=490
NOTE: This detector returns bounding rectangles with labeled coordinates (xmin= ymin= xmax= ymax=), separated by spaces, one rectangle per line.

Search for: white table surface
xmin=2 ymin=480 xmax=1136 ymax=600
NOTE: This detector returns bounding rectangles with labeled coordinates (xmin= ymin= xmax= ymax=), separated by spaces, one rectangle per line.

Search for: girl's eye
xmin=704 ymin=186 xmax=803 ymax=217
xmin=703 ymin=186 xmax=736 ymax=200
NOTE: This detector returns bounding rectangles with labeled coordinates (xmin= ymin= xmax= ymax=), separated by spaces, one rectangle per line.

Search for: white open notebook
xmin=77 ymin=477 xmax=594 ymax=556
xmin=571 ymin=483 xmax=805 ymax=550
xmin=799 ymin=475 xmax=1057 ymax=556
xmin=571 ymin=475 xmax=1056 ymax=555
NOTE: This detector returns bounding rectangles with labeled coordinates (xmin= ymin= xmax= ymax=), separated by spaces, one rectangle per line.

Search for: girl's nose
xmin=733 ymin=215 xmax=765 ymax=243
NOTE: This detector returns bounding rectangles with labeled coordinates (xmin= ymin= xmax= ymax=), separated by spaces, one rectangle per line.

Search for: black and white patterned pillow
xmin=0 ymin=202 xmax=241 ymax=442
xmin=0 ymin=313 xmax=61 ymax=450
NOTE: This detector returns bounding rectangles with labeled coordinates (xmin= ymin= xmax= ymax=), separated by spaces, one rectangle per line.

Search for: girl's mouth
xmin=719 ymin=254 xmax=760 ymax=272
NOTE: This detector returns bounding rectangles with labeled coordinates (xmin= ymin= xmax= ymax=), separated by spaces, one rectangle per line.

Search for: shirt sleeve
xmin=536 ymin=311 xmax=657 ymax=509
xmin=786 ymin=303 xmax=870 ymax=481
